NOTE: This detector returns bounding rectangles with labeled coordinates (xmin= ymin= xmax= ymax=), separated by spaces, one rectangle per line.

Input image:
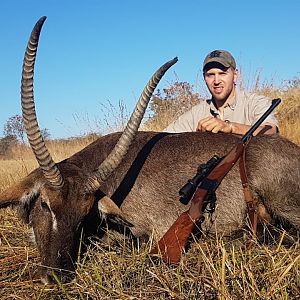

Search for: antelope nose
xmin=40 ymin=268 xmax=75 ymax=285
xmin=40 ymin=273 xmax=55 ymax=285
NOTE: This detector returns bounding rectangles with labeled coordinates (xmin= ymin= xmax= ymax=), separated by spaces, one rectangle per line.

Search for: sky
xmin=1 ymin=0 xmax=299 ymax=139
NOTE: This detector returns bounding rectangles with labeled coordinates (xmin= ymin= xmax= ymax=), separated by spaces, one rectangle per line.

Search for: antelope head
xmin=0 ymin=16 xmax=177 ymax=284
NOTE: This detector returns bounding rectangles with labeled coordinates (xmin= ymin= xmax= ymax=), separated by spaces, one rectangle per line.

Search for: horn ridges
xmin=21 ymin=16 xmax=64 ymax=189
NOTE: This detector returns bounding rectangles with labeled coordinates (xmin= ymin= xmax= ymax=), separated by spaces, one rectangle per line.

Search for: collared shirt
xmin=164 ymin=89 xmax=279 ymax=133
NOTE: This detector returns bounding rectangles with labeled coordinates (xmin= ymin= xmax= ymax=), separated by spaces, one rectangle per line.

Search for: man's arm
xmin=229 ymin=121 xmax=278 ymax=135
xmin=197 ymin=117 xmax=278 ymax=135
xmin=198 ymin=94 xmax=279 ymax=135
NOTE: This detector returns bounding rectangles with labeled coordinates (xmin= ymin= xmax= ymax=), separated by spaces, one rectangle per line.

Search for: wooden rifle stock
xmin=150 ymin=98 xmax=281 ymax=264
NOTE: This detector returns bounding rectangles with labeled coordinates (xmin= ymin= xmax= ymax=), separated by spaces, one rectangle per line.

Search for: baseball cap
xmin=203 ymin=50 xmax=236 ymax=71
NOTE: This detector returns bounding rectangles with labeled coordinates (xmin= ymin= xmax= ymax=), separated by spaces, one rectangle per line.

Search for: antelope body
xmin=1 ymin=17 xmax=299 ymax=284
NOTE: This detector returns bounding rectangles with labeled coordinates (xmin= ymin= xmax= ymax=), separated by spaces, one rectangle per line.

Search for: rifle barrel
xmin=241 ymin=98 xmax=281 ymax=143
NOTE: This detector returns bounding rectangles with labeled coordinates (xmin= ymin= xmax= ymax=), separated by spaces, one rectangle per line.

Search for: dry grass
xmin=1 ymin=76 xmax=300 ymax=299
xmin=247 ymin=77 xmax=300 ymax=145
xmin=1 ymin=216 xmax=299 ymax=299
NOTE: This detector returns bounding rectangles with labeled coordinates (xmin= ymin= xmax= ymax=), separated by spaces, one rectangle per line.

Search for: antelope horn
xmin=21 ymin=16 xmax=64 ymax=189
xmin=85 ymin=57 xmax=178 ymax=193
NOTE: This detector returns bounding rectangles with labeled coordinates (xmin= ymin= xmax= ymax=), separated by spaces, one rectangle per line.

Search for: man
xmin=164 ymin=50 xmax=279 ymax=135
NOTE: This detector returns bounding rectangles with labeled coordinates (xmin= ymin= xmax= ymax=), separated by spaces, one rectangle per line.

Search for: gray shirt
xmin=164 ymin=89 xmax=279 ymax=133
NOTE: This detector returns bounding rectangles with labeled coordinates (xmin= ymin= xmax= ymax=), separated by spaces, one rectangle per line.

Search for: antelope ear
xmin=98 ymin=196 xmax=133 ymax=227
xmin=0 ymin=171 xmax=42 ymax=223
xmin=0 ymin=180 xmax=29 ymax=209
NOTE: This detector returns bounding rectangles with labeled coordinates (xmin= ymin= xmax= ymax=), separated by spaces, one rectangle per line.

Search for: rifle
xmin=150 ymin=98 xmax=281 ymax=264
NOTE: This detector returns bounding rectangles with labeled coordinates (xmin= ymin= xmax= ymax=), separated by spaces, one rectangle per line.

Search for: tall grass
xmin=0 ymin=74 xmax=299 ymax=299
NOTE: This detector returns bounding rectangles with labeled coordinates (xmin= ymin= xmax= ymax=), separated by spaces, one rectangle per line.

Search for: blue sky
xmin=1 ymin=0 xmax=299 ymax=138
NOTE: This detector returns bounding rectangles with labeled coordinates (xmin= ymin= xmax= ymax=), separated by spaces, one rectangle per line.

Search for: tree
xmin=3 ymin=114 xmax=51 ymax=143
xmin=3 ymin=114 xmax=25 ymax=143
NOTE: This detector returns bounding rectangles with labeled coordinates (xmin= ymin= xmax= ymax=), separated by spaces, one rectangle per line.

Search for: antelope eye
xmin=41 ymin=201 xmax=50 ymax=212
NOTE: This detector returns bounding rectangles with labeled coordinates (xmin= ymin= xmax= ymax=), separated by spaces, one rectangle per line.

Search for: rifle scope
xmin=179 ymin=155 xmax=221 ymax=205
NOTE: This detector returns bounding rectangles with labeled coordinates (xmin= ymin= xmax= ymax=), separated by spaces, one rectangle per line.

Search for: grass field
xmin=0 ymin=80 xmax=299 ymax=299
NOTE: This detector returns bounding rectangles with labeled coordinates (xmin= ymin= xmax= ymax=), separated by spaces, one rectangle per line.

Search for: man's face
xmin=204 ymin=66 xmax=238 ymax=102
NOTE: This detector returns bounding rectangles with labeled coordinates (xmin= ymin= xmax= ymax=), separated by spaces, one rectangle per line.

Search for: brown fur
xmin=1 ymin=131 xmax=299 ymax=283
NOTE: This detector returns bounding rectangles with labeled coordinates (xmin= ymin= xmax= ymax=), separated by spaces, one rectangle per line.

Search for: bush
xmin=0 ymin=135 xmax=18 ymax=157
xmin=143 ymin=81 xmax=203 ymax=131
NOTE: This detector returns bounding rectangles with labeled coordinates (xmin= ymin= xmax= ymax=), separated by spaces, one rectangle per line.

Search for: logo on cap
xmin=209 ymin=50 xmax=222 ymax=58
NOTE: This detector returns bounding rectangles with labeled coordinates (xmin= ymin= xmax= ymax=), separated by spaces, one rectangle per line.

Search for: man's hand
xmin=197 ymin=117 xmax=232 ymax=133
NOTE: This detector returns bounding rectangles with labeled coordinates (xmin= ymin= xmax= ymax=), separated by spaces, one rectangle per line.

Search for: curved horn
xmin=85 ymin=57 xmax=178 ymax=193
xmin=21 ymin=16 xmax=64 ymax=189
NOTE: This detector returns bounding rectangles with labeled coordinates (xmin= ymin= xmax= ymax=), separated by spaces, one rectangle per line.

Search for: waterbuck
xmin=1 ymin=17 xmax=300 ymax=285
